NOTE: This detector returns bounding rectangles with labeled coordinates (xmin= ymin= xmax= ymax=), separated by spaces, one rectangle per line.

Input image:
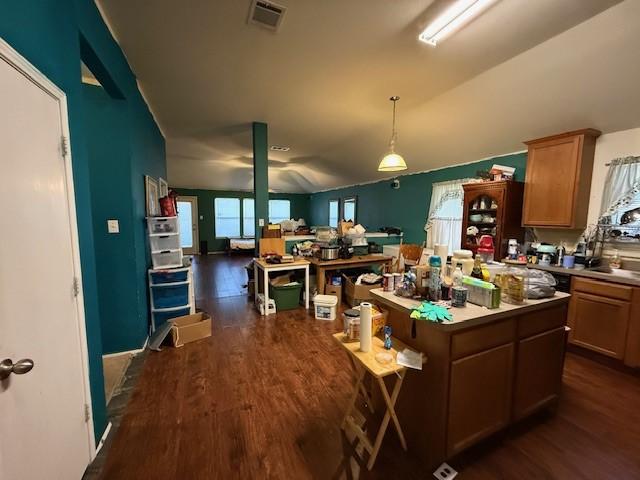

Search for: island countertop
xmin=370 ymin=288 xmax=571 ymax=331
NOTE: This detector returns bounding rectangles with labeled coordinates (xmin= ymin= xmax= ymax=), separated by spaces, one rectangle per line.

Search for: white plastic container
xmin=256 ymin=294 xmax=276 ymax=315
xmin=314 ymin=294 xmax=338 ymax=320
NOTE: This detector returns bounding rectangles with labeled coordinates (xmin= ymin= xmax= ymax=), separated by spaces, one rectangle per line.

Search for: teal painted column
xmin=253 ymin=122 xmax=269 ymax=254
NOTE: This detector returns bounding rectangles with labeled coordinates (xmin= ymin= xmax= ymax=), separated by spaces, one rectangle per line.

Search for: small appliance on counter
xmin=338 ymin=238 xmax=354 ymax=259
xmin=319 ymin=244 xmax=339 ymax=261
xmin=537 ymin=244 xmax=557 ymax=266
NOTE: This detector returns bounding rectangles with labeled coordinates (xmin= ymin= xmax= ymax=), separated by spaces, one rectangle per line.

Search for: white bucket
xmin=314 ymin=294 xmax=338 ymax=321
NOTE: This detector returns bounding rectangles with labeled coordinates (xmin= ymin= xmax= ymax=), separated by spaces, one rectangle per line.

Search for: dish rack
xmin=595 ymin=224 xmax=640 ymax=246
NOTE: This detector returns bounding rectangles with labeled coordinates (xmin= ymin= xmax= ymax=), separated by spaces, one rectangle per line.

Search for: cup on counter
xmin=562 ymin=255 xmax=575 ymax=269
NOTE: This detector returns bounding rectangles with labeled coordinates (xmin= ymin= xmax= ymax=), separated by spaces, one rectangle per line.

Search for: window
xmin=269 ymin=199 xmax=290 ymax=224
xmin=214 ymin=198 xmax=240 ymax=238
xmin=329 ymin=199 xmax=339 ymax=228
xmin=243 ymin=198 xmax=255 ymax=237
xmin=343 ymin=197 xmax=357 ymax=222
xmin=426 ymin=179 xmax=472 ymax=255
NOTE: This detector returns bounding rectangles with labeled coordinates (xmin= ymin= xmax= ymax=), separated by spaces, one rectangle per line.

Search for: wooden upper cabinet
xmin=522 ymin=129 xmax=600 ymax=228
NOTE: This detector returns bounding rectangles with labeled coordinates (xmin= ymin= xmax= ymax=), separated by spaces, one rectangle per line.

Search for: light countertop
xmin=529 ymin=264 xmax=640 ymax=287
xmin=283 ymin=232 xmax=403 ymax=241
xmin=370 ymin=288 xmax=571 ymax=332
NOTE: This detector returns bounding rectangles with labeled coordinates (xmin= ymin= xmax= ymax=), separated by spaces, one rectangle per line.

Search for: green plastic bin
xmin=269 ymin=282 xmax=303 ymax=311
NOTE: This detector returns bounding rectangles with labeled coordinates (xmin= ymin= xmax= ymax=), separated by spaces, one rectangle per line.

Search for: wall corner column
xmin=252 ymin=122 xmax=269 ymax=254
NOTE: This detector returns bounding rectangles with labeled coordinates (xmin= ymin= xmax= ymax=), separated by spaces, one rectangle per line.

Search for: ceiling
xmin=96 ymin=0 xmax=639 ymax=193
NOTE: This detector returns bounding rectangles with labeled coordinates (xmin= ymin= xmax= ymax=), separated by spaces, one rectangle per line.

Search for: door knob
xmin=0 ymin=358 xmax=35 ymax=380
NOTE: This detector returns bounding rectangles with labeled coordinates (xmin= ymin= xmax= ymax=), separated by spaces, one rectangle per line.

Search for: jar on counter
xmin=499 ymin=261 xmax=528 ymax=305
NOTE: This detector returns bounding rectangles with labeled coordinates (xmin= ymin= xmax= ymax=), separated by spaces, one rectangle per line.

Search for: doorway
xmin=0 ymin=38 xmax=94 ymax=478
xmin=178 ymin=195 xmax=200 ymax=255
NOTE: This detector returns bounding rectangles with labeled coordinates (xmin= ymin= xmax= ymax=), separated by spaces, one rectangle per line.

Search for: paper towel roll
xmin=434 ymin=244 xmax=449 ymax=261
xmin=359 ymin=302 xmax=372 ymax=353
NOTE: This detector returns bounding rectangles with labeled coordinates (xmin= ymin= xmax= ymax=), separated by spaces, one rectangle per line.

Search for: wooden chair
xmin=399 ymin=243 xmax=423 ymax=265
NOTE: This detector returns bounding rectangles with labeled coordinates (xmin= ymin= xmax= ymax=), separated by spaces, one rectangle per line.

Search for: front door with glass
xmin=177 ymin=196 xmax=199 ymax=255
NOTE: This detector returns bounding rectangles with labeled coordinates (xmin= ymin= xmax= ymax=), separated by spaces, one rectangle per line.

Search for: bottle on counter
xmin=453 ymin=262 xmax=464 ymax=288
xmin=429 ymin=255 xmax=442 ymax=301
xmin=556 ymin=242 xmax=566 ymax=267
xmin=471 ymin=256 xmax=484 ymax=280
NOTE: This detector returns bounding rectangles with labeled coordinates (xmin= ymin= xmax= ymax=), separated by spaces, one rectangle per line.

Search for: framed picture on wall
xmin=158 ymin=177 xmax=168 ymax=198
xmin=145 ymin=175 xmax=160 ymax=216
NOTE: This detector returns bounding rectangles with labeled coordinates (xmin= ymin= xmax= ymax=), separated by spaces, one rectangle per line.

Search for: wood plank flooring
xmin=97 ymin=256 xmax=640 ymax=479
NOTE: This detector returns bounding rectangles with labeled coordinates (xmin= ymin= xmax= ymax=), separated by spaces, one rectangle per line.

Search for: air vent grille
xmin=270 ymin=145 xmax=290 ymax=152
xmin=248 ymin=0 xmax=286 ymax=31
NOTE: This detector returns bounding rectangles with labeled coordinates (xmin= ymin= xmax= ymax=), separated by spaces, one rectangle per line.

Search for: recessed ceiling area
xmin=96 ymin=0 xmax=638 ymax=193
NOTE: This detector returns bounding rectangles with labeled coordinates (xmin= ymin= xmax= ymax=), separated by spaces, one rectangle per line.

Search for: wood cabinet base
xmin=382 ymin=301 xmax=569 ymax=470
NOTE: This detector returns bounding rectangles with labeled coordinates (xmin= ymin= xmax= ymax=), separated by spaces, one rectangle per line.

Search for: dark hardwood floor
xmin=192 ymin=253 xmax=253 ymax=299
xmin=97 ymin=256 xmax=640 ymax=480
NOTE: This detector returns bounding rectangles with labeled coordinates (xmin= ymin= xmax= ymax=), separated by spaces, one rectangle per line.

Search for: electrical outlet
xmin=258 ymin=218 xmax=265 ymax=227
xmin=107 ymin=219 xmax=119 ymax=234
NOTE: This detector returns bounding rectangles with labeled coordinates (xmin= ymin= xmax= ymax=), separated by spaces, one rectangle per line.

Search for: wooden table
xmin=308 ymin=254 xmax=393 ymax=294
xmin=332 ymin=332 xmax=426 ymax=470
xmin=253 ymin=258 xmax=310 ymax=315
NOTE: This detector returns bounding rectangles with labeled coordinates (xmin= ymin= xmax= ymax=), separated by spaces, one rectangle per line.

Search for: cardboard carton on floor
xmin=324 ymin=284 xmax=342 ymax=307
xmin=170 ymin=312 xmax=212 ymax=347
xmin=342 ymin=274 xmax=381 ymax=307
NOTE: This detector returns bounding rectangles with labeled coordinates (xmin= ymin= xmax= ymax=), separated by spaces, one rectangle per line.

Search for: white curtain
xmin=425 ymin=178 xmax=474 ymax=254
xmin=599 ymin=156 xmax=640 ymax=221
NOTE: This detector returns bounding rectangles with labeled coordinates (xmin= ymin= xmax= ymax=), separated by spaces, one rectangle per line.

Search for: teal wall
xmin=173 ymin=188 xmax=311 ymax=252
xmin=83 ymin=85 xmax=150 ymax=354
xmin=310 ymin=153 xmax=527 ymax=244
xmin=0 ymin=0 xmax=165 ymax=442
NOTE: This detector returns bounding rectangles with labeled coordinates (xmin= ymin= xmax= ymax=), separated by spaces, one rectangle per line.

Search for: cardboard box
xmin=353 ymin=305 xmax=388 ymax=336
xmin=342 ymin=274 xmax=381 ymax=307
xmin=324 ymin=284 xmax=342 ymax=307
xmin=170 ymin=312 xmax=212 ymax=347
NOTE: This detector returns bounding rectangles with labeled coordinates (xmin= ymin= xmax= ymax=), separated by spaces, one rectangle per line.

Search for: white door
xmin=0 ymin=40 xmax=94 ymax=479
xmin=177 ymin=196 xmax=199 ymax=255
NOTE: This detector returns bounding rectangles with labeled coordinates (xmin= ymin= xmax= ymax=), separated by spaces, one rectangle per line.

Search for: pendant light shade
xmin=378 ymin=96 xmax=407 ymax=172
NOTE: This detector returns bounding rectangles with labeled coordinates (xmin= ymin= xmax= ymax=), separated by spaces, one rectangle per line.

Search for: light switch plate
xmin=107 ymin=219 xmax=120 ymax=234
xmin=258 ymin=218 xmax=265 ymax=227
xmin=433 ymin=463 xmax=457 ymax=480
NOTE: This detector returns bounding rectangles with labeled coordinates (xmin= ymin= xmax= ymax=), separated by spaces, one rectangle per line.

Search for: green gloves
xmin=410 ymin=301 xmax=453 ymax=323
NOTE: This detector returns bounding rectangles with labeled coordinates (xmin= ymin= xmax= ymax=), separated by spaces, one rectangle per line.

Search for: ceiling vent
xmin=270 ymin=145 xmax=290 ymax=152
xmin=248 ymin=0 xmax=286 ymax=31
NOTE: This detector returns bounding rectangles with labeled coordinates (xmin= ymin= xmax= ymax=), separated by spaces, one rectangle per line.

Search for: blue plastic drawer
xmin=150 ymin=270 xmax=188 ymax=284
xmin=152 ymin=284 xmax=189 ymax=309
xmin=153 ymin=307 xmax=190 ymax=328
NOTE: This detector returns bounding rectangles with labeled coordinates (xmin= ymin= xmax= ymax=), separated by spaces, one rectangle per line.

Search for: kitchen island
xmin=369 ymin=288 xmax=571 ymax=469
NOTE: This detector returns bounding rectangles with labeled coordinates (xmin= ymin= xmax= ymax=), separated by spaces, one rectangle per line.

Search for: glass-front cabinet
xmin=461 ymin=180 xmax=525 ymax=259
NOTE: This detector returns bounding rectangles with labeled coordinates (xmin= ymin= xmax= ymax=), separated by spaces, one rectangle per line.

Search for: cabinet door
xmin=447 ymin=343 xmax=514 ymax=457
xmin=568 ymin=291 xmax=630 ymax=359
xmin=522 ymin=135 xmax=581 ymax=227
xmin=513 ymin=327 xmax=566 ymax=421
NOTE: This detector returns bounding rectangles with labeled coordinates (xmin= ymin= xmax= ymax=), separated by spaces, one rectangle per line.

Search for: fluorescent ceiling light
xmin=419 ymin=0 xmax=497 ymax=46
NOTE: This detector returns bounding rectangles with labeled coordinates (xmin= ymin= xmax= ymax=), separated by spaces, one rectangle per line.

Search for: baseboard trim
xmin=102 ymin=337 xmax=149 ymax=359
xmin=95 ymin=421 xmax=112 ymax=456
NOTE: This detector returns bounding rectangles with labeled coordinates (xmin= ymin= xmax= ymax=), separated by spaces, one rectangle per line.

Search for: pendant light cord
xmin=389 ymin=96 xmax=400 ymax=152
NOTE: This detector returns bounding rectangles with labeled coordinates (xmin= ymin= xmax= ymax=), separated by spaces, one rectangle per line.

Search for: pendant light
xmin=378 ymin=96 xmax=407 ymax=172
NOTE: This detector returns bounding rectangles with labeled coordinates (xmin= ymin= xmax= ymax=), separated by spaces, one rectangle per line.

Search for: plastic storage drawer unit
xmin=153 ymin=307 xmax=191 ymax=327
xmin=151 ymin=284 xmax=189 ymax=309
xmin=150 ymin=269 xmax=189 ymax=284
xmin=147 ymin=217 xmax=179 ymax=235
xmin=151 ymin=250 xmax=182 ymax=269
xmin=149 ymin=234 xmax=181 ymax=253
